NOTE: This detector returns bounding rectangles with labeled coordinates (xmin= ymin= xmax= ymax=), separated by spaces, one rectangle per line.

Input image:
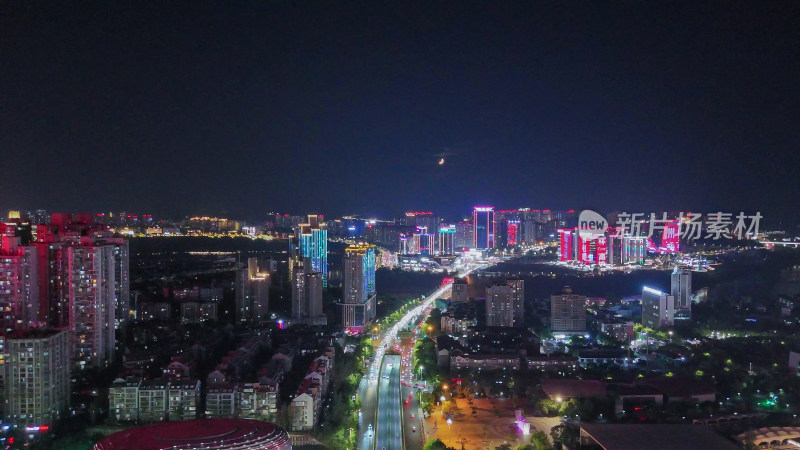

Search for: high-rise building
xmin=550 ymin=287 xmax=586 ymax=333
xmin=671 ymin=267 xmax=692 ymax=309
xmin=557 ymin=229 xmax=574 ymax=262
xmin=405 ymin=212 xmax=437 ymax=231
xmin=294 ymin=215 xmax=328 ymax=287
xmin=67 ymin=242 xmax=116 ymax=369
xmin=235 ymin=258 xmax=270 ymax=323
xmin=641 ymin=286 xmax=675 ymax=328
xmin=93 ymin=235 xmax=130 ymax=328
xmin=454 ymin=221 xmax=474 ymax=250
xmin=486 ymin=283 xmax=514 ymax=327
xmin=451 ymin=278 xmax=468 ymax=302
xmin=521 ymin=218 xmax=536 ymax=244
xmin=399 ymin=233 xmax=410 ymax=254
xmin=412 ymin=227 xmax=434 ymax=255
xmin=437 ymin=225 xmax=456 ymax=255
xmin=506 ymin=220 xmax=519 ymax=246
xmin=473 ymin=207 xmax=494 ymax=249
xmin=507 ymin=277 xmax=525 ymax=325
xmin=493 ymin=217 xmax=508 ymax=248
xmin=1 ymin=329 xmax=70 ymax=432
xmin=291 ymin=259 xmax=324 ymax=322
xmin=341 ymin=244 xmax=376 ymax=330
xmin=607 ymin=231 xmax=646 ymax=265
xmin=0 ymin=236 xmax=40 ymax=331
xmin=0 ymin=214 xmax=132 ymax=337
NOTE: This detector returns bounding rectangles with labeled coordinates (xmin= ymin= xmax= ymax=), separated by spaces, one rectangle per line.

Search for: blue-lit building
xmin=294 ymin=215 xmax=328 ymax=287
xmin=341 ymin=243 xmax=377 ymax=331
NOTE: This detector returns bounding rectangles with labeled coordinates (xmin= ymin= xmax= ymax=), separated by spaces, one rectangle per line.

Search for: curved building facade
xmin=93 ymin=418 xmax=291 ymax=450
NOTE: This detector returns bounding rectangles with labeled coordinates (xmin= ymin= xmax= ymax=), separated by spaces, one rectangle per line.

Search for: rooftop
xmin=580 ymin=424 xmax=739 ymax=450
xmin=541 ymin=379 xmax=607 ymax=399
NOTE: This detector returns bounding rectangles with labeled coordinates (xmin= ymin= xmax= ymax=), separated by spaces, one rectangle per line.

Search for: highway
xmin=375 ymin=355 xmax=403 ymax=450
xmin=357 ymin=263 xmax=487 ymax=450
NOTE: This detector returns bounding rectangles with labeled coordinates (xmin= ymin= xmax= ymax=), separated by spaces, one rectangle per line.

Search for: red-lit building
xmin=558 ymin=227 xmax=608 ymax=265
xmin=0 ymin=213 xmax=130 ymax=369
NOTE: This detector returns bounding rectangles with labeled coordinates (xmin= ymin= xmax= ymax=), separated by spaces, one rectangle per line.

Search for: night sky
xmin=2 ymin=2 xmax=799 ymax=224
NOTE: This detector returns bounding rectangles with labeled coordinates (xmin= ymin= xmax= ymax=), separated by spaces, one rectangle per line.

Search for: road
xmin=357 ymin=263 xmax=487 ymax=450
xmin=375 ymin=355 xmax=403 ymax=450
xmin=399 ymin=336 xmax=425 ymax=450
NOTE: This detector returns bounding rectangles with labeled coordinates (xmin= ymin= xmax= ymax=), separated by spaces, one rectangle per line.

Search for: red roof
xmin=93 ymin=418 xmax=290 ymax=450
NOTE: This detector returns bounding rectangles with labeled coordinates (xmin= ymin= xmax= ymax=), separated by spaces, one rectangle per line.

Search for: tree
xmin=537 ymin=398 xmax=560 ymax=416
xmin=531 ymin=430 xmax=553 ymax=450
xmin=559 ymin=398 xmax=580 ymax=418
xmin=550 ymin=424 xmax=579 ymax=450
xmin=424 ymin=438 xmax=454 ymax=450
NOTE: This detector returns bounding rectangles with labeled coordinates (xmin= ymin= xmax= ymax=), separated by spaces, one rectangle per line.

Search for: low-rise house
xmin=450 ymin=351 xmax=520 ymax=371
xmin=578 ymin=348 xmax=628 ymax=366
xmin=239 ymin=382 xmax=279 ymax=420
xmin=527 ymin=354 xmax=579 ymax=373
xmin=109 ymin=378 xmax=141 ymax=422
xmin=167 ymin=379 xmax=200 ymax=420
xmin=205 ymin=383 xmax=239 ymax=418
xmin=289 ymin=393 xmax=314 ymax=431
xmin=644 ymin=378 xmax=716 ymax=404
xmin=138 ymin=379 xmax=169 ymax=422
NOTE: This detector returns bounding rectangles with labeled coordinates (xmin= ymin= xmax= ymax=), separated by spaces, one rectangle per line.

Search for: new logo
xmin=578 ymin=210 xmax=607 ymax=241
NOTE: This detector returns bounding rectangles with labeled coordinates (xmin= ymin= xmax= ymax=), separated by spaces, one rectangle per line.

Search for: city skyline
xmin=3 ymin=3 xmax=800 ymax=449
xmin=2 ymin=3 xmax=799 ymax=226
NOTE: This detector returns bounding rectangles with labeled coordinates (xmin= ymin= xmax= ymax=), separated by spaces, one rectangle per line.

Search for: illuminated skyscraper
xmin=486 ymin=278 xmax=524 ymax=327
xmin=451 ymin=277 xmax=468 ymax=302
xmin=413 ymin=226 xmax=434 ymax=255
xmin=641 ymin=286 xmax=675 ymax=328
xmin=437 ymin=225 xmax=455 ymax=255
xmin=294 ymin=215 xmax=328 ymax=287
xmin=486 ymin=283 xmax=514 ymax=327
xmin=454 ymin=221 xmax=473 ymax=250
xmin=472 ymin=207 xmax=494 ymax=249
xmin=0 ymin=236 xmax=40 ymax=332
xmin=236 ymin=257 xmax=270 ymax=323
xmin=341 ymin=243 xmax=376 ymax=330
xmin=399 ymin=233 xmax=410 ymax=254
xmin=671 ymin=267 xmax=692 ymax=309
xmin=92 ymin=234 xmax=130 ymax=328
xmin=67 ymin=242 xmax=116 ymax=369
xmin=507 ymin=277 xmax=525 ymax=325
